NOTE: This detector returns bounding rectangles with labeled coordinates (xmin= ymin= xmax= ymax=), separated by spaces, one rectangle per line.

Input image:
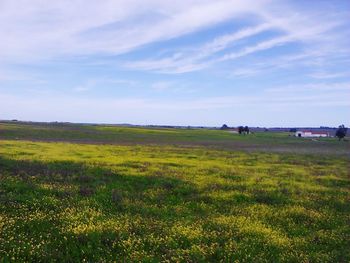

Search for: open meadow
xmin=0 ymin=122 xmax=349 ymax=262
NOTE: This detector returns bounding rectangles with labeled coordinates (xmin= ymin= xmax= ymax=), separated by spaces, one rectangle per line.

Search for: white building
xmin=295 ymin=130 xmax=329 ymax=138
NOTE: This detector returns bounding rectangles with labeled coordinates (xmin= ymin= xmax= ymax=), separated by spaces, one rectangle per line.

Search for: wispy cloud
xmin=124 ymin=22 xmax=274 ymax=73
xmin=73 ymin=78 xmax=138 ymax=92
xmin=0 ymin=0 xmax=268 ymax=62
xmin=266 ymin=82 xmax=350 ymax=93
xmin=124 ymin=3 xmax=349 ymax=74
xmin=1 ymin=1 xmax=349 ymax=126
xmin=151 ymin=81 xmax=173 ymax=91
xmin=309 ymin=71 xmax=350 ymax=79
xmin=1 ymin=1 xmax=348 ymax=76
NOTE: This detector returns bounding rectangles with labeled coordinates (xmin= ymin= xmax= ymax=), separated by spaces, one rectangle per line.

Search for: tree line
xmin=221 ymin=124 xmax=348 ymax=140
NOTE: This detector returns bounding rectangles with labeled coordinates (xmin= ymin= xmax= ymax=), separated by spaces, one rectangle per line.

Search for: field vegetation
xmin=0 ymin=122 xmax=348 ymax=154
xmin=0 ymin=122 xmax=349 ymax=262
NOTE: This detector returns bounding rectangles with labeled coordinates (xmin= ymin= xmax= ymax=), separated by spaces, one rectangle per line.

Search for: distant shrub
xmin=220 ymin=124 xmax=229 ymax=130
xmin=79 ymin=186 xmax=95 ymax=197
xmin=77 ymin=175 xmax=92 ymax=183
xmin=55 ymin=190 xmax=72 ymax=199
xmin=162 ymin=181 xmax=175 ymax=190
xmin=111 ymin=189 xmax=123 ymax=203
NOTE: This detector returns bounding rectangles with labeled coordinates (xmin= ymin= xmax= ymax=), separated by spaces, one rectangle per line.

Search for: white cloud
xmin=1 ymin=0 xmax=348 ymax=77
xmin=309 ymin=71 xmax=350 ymax=79
xmin=219 ymin=34 xmax=295 ymax=62
xmin=231 ymin=68 xmax=261 ymax=78
xmin=124 ymin=22 xmax=274 ymax=73
xmin=151 ymin=81 xmax=173 ymax=91
xmin=72 ymin=78 xmax=137 ymax=92
xmin=124 ymin=2 xmax=350 ymax=74
xmin=0 ymin=0 xmax=269 ymax=62
xmin=227 ymin=46 xmax=350 ymax=79
xmin=266 ymin=82 xmax=350 ymax=93
xmin=1 ymin=1 xmax=349 ymax=126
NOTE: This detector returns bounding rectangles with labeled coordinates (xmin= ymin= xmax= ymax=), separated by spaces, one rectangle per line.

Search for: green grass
xmin=0 ymin=135 xmax=349 ymax=262
xmin=0 ymin=122 xmax=348 ymax=155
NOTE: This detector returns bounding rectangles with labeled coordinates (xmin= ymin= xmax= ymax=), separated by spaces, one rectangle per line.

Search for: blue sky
xmin=0 ymin=0 xmax=349 ymax=127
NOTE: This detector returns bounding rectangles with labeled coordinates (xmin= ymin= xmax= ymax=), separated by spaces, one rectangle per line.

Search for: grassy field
xmin=0 ymin=122 xmax=349 ymax=262
xmin=0 ymin=122 xmax=348 ymax=154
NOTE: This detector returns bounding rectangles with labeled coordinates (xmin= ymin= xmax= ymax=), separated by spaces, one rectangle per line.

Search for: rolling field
xmin=0 ymin=122 xmax=349 ymax=262
xmin=0 ymin=122 xmax=348 ymax=155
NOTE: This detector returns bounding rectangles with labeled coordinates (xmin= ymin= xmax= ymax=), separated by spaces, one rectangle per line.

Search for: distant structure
xmin=295 ymin=130 xmax=329 ymax=138
xmin=228 ymin=128 xmax=239 ymax=134
xmin=220 ymin=124 xmax=229 ymax=130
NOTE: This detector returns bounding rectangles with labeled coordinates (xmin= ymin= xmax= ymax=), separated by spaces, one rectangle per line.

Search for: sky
xmin=0 ymin=0 xmax=349 ymax=127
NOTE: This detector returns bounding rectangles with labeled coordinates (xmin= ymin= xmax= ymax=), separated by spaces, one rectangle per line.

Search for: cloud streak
xmin=124 ymin=3 xmax=349 ymax=74
xmin=0 ymin=0 xmax=269 ymax=61
xmin=1 ymin=1 xmax=348 ymax=76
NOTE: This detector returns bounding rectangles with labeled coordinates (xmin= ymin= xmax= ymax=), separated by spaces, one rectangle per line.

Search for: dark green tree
xmin=335 ymin=125 xmax=347 ymax=140
xmin=221 ymin=124 xmax=229 ymax=130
